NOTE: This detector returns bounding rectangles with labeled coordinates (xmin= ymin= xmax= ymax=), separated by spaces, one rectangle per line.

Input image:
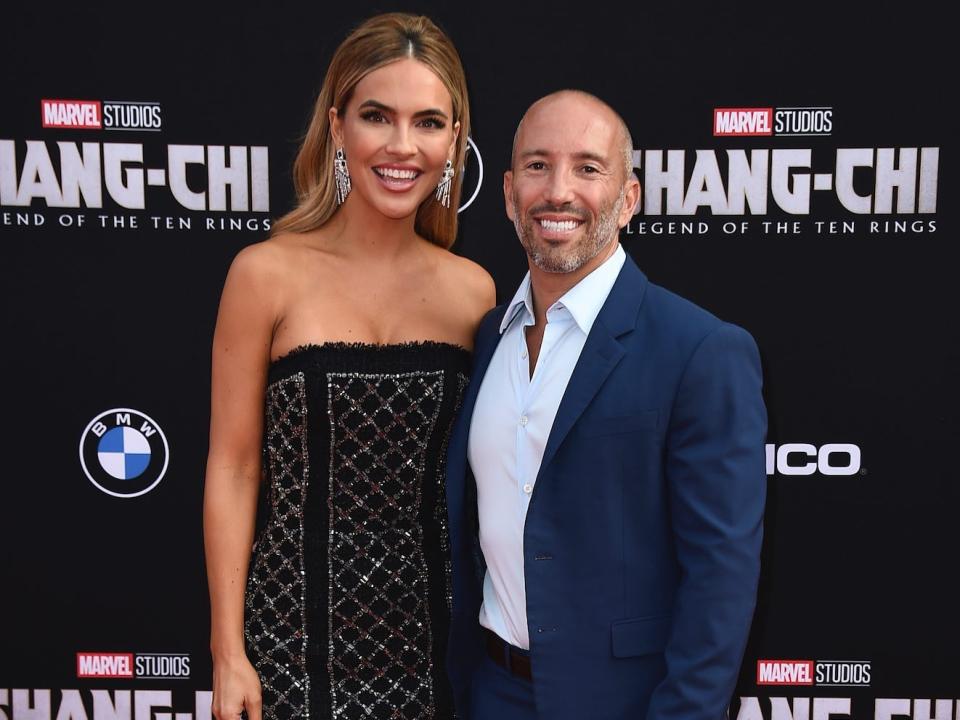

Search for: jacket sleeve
xmin=647 ymin=322 xmax=767 ymax=719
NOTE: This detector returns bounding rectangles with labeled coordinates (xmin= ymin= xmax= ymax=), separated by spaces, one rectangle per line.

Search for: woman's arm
xmin=203 ymin=244 xmax=282 ymax=720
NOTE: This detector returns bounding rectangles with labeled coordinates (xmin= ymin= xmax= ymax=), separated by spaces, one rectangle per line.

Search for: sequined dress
xmin=244 ymin=342 xmax=470 ymax=720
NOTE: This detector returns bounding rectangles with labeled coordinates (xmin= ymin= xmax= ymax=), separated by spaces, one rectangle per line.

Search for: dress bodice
xmin=246 ymin=341 xmax=470 ymax=720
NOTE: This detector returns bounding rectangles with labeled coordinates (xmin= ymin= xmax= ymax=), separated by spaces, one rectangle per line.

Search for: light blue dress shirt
xmin=467 ymin=244 xmax=626 ymax=649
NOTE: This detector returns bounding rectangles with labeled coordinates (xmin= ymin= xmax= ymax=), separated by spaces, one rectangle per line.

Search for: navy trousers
xmin=469 ymin=645 xmax=537 ymax=719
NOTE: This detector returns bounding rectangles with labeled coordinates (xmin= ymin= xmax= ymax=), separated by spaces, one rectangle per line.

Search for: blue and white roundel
xmin=80 ymin=407 xmax=169 ymax=499
xmin=97 ymin=426 xmax=152 ymax=480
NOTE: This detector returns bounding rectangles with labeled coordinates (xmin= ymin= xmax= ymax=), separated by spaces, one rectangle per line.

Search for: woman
xmin=203 ymin=13 xmax=494 ymax=720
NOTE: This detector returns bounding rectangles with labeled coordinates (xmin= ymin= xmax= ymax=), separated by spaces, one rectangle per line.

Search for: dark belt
xmin=484 ymin=628 xmax=532 ymax=681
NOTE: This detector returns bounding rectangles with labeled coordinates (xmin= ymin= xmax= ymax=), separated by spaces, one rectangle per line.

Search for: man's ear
xmin=504 ymin=170 xmax=515 ymax=222
xmin=618 ymin=173 xmax=641 ymax=227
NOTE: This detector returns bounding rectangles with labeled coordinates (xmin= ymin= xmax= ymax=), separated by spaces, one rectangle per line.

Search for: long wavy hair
xmin=271 ymin=13 xmax=471 ymax=249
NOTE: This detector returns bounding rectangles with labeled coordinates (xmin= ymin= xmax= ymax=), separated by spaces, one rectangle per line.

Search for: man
xmin=445 ymin=90 xmax=767 ymax=719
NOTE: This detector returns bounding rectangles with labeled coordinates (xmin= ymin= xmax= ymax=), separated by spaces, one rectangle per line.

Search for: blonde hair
xmin=271 ymin=13 xmax=471 ymax=248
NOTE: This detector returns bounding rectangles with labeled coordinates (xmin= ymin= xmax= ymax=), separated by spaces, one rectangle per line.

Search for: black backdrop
xmin=2 ymin=2 xmax=956 ymax=718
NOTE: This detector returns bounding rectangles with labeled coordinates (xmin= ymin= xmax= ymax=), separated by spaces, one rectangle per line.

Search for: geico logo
xmin=765 ymin=443 xmax=861 ymax=476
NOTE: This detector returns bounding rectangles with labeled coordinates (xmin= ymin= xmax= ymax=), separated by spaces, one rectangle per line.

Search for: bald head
xmin=511 ymin=90 xmax=634 ymax=181
xmin=503 ymin=89 xmax=642 ymax=277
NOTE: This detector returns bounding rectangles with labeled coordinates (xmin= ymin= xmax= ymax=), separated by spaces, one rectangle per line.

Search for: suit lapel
xmin=538 ymin=255 xmax=649 ymax=475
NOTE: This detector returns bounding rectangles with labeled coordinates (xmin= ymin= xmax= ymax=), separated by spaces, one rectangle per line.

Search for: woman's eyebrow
xmin=357 ymin=99 xmax=448 ymax=119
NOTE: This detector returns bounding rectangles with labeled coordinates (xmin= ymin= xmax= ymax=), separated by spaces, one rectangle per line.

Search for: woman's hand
xmin=211 ymin=654 xmax=263 ymax=720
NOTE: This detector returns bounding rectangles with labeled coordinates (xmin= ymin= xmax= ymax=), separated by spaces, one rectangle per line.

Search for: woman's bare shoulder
xmin=434 ymin=249 xmax=496 ymax=311
xmin=227 ymin=231 xmax=329 ymax=289
xmin=229 ymin=236 xmax=286 ymax=278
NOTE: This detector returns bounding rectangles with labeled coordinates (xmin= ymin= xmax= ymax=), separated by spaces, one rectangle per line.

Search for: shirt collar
xmin=499 ymin=243 xmax=626 ymax=335
xmin=500 ymin=273 xmax=535 ymax=333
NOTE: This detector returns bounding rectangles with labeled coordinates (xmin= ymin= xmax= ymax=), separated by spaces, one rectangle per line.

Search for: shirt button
xmin=519 ymin=415 xmax=529 ymax=426
xmin=521 ymin=349 xmax=528 ymax=358
xmin=523 ymin=483 xmax=533 ymax=494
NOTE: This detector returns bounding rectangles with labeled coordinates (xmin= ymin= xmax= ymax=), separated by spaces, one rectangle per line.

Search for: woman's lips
xmin=373 ymin=166 xmax=422 ymax=192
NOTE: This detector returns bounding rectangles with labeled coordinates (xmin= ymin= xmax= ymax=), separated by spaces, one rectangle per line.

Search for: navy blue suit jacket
xmin=445 ymin=253 xmax=767 ymax=719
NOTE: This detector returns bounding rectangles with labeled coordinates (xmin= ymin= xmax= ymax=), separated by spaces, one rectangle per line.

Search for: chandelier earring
xmin=436 ymin=159 xmax=455 ymax=209
xmin=334 ymin=147 xmax=351 ymax=205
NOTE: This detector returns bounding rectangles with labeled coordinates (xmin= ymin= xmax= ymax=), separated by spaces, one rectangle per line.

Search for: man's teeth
xmin=376 ymin=168 xmax=419 ymax=179
xmin=539 ymin=219 xmax=580 ymax=232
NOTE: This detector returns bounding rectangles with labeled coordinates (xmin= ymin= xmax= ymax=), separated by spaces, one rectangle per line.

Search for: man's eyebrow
xmin=518 ymin=149 xmax=609 ymax=164
xmin=357 ymin=99 xmax=449 ymax=119
xmin=572 ymin=151 xmax=608 ymax=164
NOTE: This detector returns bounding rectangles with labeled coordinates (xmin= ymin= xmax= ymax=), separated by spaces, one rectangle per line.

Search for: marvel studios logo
xmin=713 ymin=107 xmax=833 ymax=137
xmin=76 ymin=652 xmax=190 ymax=679
xmin=41 ymin=99 xmax=162 ymax=131
xmin=757 ymin=659 xmax=871 ymax=686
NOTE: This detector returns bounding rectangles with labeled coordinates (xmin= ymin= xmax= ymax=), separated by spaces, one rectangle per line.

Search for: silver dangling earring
xmin=436 ymin=159 xmax=455 ymax=208
xmin=334 ymin=147 xmax=351 ymax=205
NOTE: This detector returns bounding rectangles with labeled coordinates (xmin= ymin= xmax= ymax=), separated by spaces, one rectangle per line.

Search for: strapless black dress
xmin=244 ymin=342 xmax=470 ymax=720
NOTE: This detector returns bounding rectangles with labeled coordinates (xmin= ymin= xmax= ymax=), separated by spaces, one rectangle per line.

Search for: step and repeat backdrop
xmin=1 ymin=2 xmax=955 ymax=719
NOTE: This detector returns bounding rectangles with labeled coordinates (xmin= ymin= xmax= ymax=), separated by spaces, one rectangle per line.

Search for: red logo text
xmin=756 ymin=659 xmax=815 ymax=685
xmin=41 ymin=99 xmax=102 ymax=129
xmin=76 ymin=652 xmax=134 ymax=678
xmin=713 ymin=107 xmax=773 ymax=136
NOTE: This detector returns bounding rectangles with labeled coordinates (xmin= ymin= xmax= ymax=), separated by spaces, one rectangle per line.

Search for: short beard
xmin=513 ymin=186 xmax=626 ymax=274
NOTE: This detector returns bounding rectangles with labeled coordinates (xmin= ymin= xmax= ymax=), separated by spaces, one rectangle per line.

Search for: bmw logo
xmin=458 ymin=136 xmax=483 ymax=213
xmin=79 ymin=408 xmax=169 ymax=498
